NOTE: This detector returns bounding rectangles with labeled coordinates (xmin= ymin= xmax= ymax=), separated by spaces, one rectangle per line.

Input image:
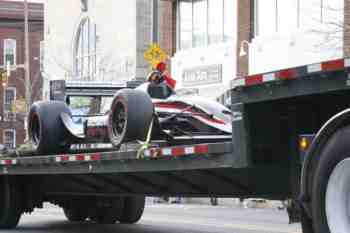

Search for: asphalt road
xmin=8 ymin=203 xmax=301 ymax=233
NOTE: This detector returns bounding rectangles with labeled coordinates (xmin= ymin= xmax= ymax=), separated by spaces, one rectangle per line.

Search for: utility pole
xmin=24 ymin=0 xmax=31 ymax=138
xmin=24 ymin=0 xmax=31 ymax=112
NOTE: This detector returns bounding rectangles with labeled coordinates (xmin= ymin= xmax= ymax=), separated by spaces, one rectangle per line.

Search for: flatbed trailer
xmin=1 ymin=58 xmax=350 ymax=232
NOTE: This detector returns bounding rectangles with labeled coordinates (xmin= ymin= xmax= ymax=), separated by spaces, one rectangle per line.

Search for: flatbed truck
xmin=1 ymin=58 xmax=350 ymax=233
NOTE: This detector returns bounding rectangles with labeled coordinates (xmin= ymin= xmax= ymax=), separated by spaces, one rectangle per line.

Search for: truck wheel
xmin=108 ymin=89 xmax=154 ymax=148
xmin=311 ymin=125 xmax=350 ymax=233
xmin=300 ymin=208 xmax=314 ymax=233
xmin=28 ymin=101 xmax=71 ymax=155
xmin=0 ymin=177 xmax=22 ymax=229
xmin=63 ymin=207 xmax=87 ymax=222
xmin=91 ymin=208 xmax=119 ymax=224
xmin=118 ymin=196 xmax=145 ymax=224
xmin=90 ymin=199 xmax=124 ymax=224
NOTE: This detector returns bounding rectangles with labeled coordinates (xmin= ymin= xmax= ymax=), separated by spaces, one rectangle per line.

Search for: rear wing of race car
xmin=49 ymin=79 xmax=145 ymax=101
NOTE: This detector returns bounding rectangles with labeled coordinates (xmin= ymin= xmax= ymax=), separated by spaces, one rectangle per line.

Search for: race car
xmin=28 ymin=71 xmax=232 ymax=155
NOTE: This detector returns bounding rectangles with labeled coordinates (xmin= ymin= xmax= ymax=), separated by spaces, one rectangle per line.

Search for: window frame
xmin=3 ymin=87 xmax=16 ymax=121
xmin=3 ymin=38 xmax=16 ymax=66
xmin=3 ymin=129 xmax=16 ymax=149
xmin=73 ymin=17 xmax=97 ymax=81
xmin=254 ymin=0 xmax=331 ymax=37
xmin=177 ymin=0 xmax=234 ymax=50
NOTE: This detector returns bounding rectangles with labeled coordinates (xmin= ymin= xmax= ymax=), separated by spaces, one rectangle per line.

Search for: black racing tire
xmin=63 ymin=207 xmax=87 ymax=222
xmin=108 ymin=89 xmax=154 ymax=148
xmin=0 ymin=177 xmax=22 ymax=229
xmin=28 ymin=101 xmax=71 ymax=155
xmin=310 ymin=125 xmax=350 ymax=233
xmin=90 ymin=199 xmax=124 ymax=224
xmin=118 ymin=196 xmax=145 ymax=224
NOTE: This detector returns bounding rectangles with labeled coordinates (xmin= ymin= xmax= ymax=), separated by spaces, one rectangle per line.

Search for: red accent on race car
xmin=154 ymin=102 xmax=189 ymax=109
xmin=154 ymin=103 xmax=226 ymax=125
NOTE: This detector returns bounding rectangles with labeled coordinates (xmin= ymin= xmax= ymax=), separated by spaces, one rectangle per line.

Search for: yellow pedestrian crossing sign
xmin=144 ymin=43 xmax=168 ymax=68
xmin=1 ymin=72 xmax=7 ymax=87
xmin=11 ymin=98 xmax=26 ymax=114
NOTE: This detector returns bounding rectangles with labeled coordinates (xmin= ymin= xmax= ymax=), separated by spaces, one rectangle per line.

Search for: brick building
xmin=0 ymin=1 xmax=43 ymax=149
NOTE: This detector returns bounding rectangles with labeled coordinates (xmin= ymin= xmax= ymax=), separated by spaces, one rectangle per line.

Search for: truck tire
xmin=310 ymin=125 xmax=350 ymax=233
xmin=63 ymin=207 xmax=87 ymax=222
xmin=300 ymin=207 xmax=314 ymax=233
xmin=0 ymin=177 xmax=22 ymax=229
xmin=118 ymin=196 xmax=145 ymax=224
xmin=28 ymin=101 xmax=71 ymax=155
xmin=108 ymin=89 xmax=154 ymax=148
xmin=90 ymin=199 xmax=124 ymax=224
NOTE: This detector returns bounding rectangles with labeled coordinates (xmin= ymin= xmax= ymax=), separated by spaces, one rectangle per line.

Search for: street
xmin=11 ymin=203 xmax=301 ymax=233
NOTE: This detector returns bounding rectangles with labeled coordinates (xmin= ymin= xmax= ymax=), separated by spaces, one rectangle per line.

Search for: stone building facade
xmin=0 ymin=0 xmax=43 ymax=149
xmin=43 ymin=0 xmax=154 ymax=100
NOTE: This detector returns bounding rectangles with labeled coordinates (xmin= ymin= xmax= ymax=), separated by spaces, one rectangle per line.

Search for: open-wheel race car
xmin=28 ymin=71 xmax=232 ymax=155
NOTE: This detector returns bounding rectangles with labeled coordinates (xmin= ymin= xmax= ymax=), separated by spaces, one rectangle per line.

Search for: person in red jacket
xmin=155 ymin=62 xmax=177 ymax=90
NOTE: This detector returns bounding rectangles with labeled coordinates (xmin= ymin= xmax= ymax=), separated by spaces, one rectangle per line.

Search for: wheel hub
xmin=326 ymin=158 xmax=350 ymax=233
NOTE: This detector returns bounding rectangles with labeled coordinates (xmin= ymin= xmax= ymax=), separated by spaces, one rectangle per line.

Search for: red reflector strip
xmin=0 ymin=159 xmax=16 ymax=165
xmin=322 ymin=59 xmax=344 ymax=72
xmin=172 ymin=147 xmax=185 ymax=157
xmin=235 ymin=58 xmax=348 ymax=87
xmin=245 ymin=75 xmax=263 ymax=86
xmin=276 ymin=69 xmax=297 ymax=80
xmin=76 ymin=154 xmax=85 ymax=161
xmin=143 ymin=144 xmax=210 ymax=158
xmin=90 ymin=153 xmax=101 ymax=161
xmin=56 ymin=153 xmax=101 ymax=163
xmin=56 ymin=155 xmax=70 ymax=162
xmin=195 ymin=144 xmax=209 ymax=154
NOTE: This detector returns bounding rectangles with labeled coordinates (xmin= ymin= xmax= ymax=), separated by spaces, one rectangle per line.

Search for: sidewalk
xmin=147 ymin=197 xmax=284 ymax=209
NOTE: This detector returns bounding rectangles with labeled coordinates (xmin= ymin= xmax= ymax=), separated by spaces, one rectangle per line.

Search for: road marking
xmin=141 ymin=216 xmax=301 ymax=233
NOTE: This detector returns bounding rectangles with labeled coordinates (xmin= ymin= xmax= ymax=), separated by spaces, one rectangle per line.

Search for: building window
xmin=254 ymin=0 xmax=342 ymax=36
xmin=223 ymin=0 xmax=234 ymax=42
xmin=193 ymin=0 xmax=207 ymax=47
xmin=178 ymin=0 xmax=234 ymax=50
xmin=74 ymin=18 xmax=97 ymax=81
xmin=4 ymin=39 xmax=16 ymax=66
xmin=179 ymin=1 xmax=193 ymax=50
xmin=3 ymin=87 xmax=16 ymax=121
xmin=3 ymin=129 xmax=15 ymax=149
xmin=208 ymin=0 xmax=223 ymax=44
